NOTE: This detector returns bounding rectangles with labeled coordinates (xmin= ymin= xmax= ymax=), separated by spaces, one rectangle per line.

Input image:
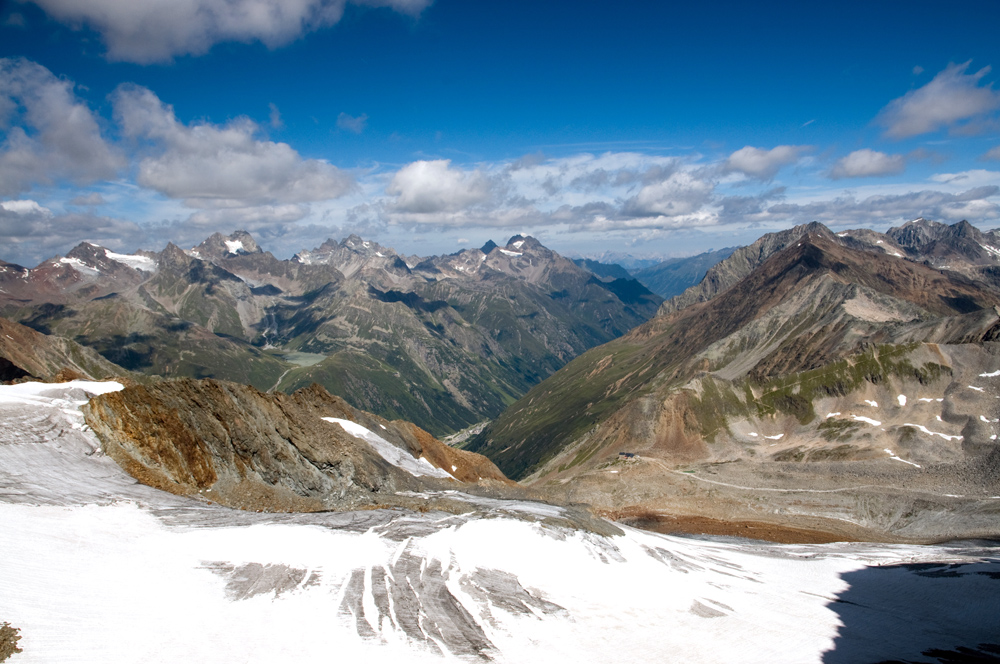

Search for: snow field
xmin=2 ymin=382 xmax=998 ymax=663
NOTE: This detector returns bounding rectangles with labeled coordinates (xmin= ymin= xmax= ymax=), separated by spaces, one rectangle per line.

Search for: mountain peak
xmin=192 ymin=230 xmax=262 ymax=260
xmin=504 ymin=235 xmax=543 ymax=251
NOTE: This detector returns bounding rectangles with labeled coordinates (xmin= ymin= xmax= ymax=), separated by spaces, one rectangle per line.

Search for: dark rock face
xmin=82 ymin=378 xmax=511 ymax=513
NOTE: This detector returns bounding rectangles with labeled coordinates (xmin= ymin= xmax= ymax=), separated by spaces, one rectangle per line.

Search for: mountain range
xmin=0 ymin=232 xmax=661 ymax=435
xmin=5 ymin=217 xmax=1000 ymax=542
xmin=467 ymin=218 xmax=1000 ymax=541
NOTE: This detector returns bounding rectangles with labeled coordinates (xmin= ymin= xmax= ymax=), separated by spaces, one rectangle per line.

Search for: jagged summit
xmin=190 ymin=230 xmax=262 ymax=260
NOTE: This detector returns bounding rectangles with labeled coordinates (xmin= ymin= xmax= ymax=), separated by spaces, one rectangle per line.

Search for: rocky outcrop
xmin=0 ymin=316 xmax=131 ymax=383
xmin=82 ymin=378 xmax=511 ymax=513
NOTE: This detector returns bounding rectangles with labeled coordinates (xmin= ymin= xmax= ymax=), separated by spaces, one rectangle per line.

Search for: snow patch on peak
xmin=224 ymin=239 xmax=244 ymax=254
xmin=106 ymin=251 xmax=156 ymax=272
xmin=499 ymin=249 xmax=522 ymax=257
xmin=59 ymin=256 xmax=100 ymax=276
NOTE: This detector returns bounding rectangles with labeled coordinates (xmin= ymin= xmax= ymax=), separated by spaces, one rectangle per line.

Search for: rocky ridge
xmin=83 ymin=378 xmax=521 ymax=514
xmin=0 ymin=316 xmax=132 ymax=383
xmin=467 ymin=221 xmax=1000 ymax=541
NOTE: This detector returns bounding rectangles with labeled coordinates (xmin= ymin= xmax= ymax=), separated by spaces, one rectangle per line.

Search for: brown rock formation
xmin=83 ymin=378 xmax=510 ymax=513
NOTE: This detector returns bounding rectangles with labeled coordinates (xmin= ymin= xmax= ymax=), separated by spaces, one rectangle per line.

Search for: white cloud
xmin=0 ymin=206 xmax=146 ymax=267
xmin=386 ymin=160 xmax=493 ymax=214
xmin=724 ymin=145 xmax=809 ymax=179
xmin=336 ymin=112 xmax=368 ymax=134
xmin=0 ymin=199 xmax=52 ymax=215
xmin=983 ymin=146 xmax=1000 ymax=161
xmin=0 ymin=58 xmax=123 ymax=196
xmin=26 ymin=0 xmax=433 ymax=64
xmin=829 ymin=149 xmax=906 ymax=179
xmin=113 ymin=85 xmax=354 ymax=208
xmin=929 ymin=169 xmax=1000 ymax=189
xmin=877 ymin=61 xmax=1000 ymax=139
xmin=185 ymin=204 xmax=310 ymax=229
xmin=623 ymin=171 xmax=715 ymax=218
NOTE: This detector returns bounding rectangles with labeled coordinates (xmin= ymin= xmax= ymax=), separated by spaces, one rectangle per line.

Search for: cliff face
xmin=0 ymin=316 xmax=132 ymax=383
xmin=83 ymin=378 xmax=511 ymax=513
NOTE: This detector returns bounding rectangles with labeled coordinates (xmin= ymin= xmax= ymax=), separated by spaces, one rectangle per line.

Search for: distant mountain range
xmin=0 ymin=232 xmax=661 ymax=435
xmin=630 ymin=247 xmax=737 ymax=299
xmin=467 ymin=219 xmax=1000 ymax=541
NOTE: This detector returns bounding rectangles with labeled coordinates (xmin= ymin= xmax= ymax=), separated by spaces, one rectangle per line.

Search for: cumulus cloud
xmin=336 ymin=112 xmax=368 ymax=134
xmin=0 ymin=58 xmax=123 ymax=196
xmin=623 ymin=171 xmax=715 ymax=218
xmin=386 ymin=160 xmax=493 ymax=214
xmin=0 ymin=204 xmax=147 ymax=267
xmin=26 ymin=0 xmax=433 ymax=64
xmin=983 ymin=146 xmax=1000 ymax=161
xmin=724 ymin=145 xmax=809 ymax=179
xmin=369 ymin=153 xmax=724 ymax=234
xmin=112 ymin=84 xmax=354 ymax=208
xmin=829 ymin=149 xmax=906 ymax=179
xmin=877 ymin=61 xmax=1000 ymax=139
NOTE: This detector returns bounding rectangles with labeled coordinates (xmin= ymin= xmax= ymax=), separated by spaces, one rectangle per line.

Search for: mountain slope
xmin=0 ymin=316 xmax=132 ymax=382
xmin=631 ymin=246 xmax=736 ymax=299
xmin=467 ymin=225 xmax=1000 ymax=540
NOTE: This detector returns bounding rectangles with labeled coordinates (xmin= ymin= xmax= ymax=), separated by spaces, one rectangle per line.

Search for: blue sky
xmin=1 ymin=0 xmax=1000 ymax=267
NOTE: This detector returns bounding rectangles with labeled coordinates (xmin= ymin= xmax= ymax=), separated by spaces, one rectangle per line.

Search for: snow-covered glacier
xmin=1 ymin=382 xmax=997 ymax=663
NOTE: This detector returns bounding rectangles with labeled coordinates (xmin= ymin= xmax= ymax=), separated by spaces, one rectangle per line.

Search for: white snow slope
xmin=322 ymin=417 xmax=452 ymax=479
xmin=1 ymin=382 xmax=998 ymax=663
